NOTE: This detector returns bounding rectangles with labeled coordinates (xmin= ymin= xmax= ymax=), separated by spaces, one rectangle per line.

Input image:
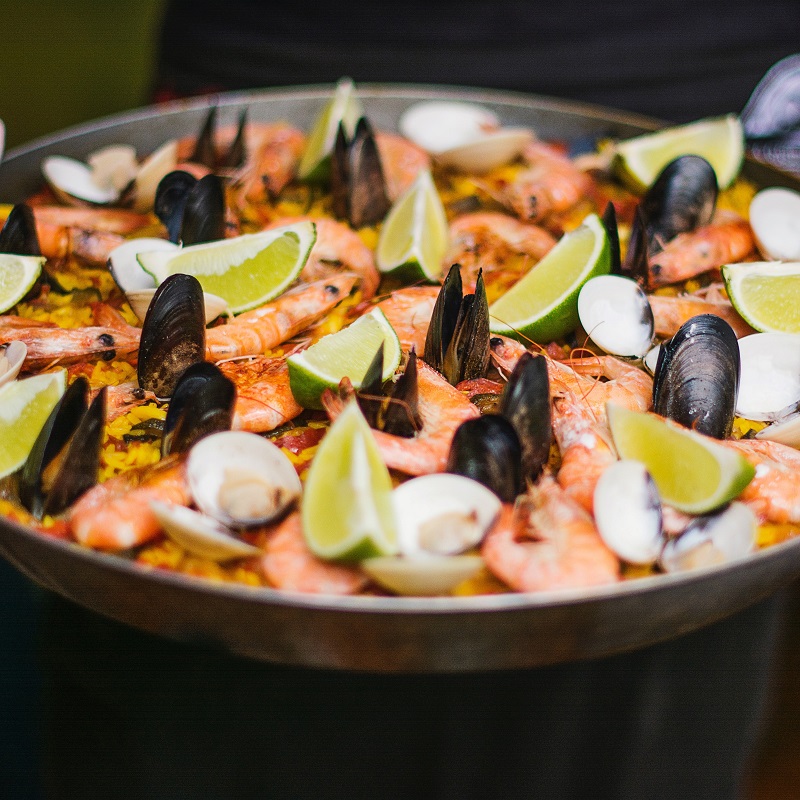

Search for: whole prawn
xmin=649 ymin=292 xmax=754 ymax=338
xmin=373 ymin=285 xmax=440 ymax=354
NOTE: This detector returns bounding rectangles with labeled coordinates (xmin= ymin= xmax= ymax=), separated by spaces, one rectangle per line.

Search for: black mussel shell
xmin=356 ymin=343 xmax=385 ymax=430
xmin=748 ymin=128 xmax=800 ymax=175
xmin=162 ymin=362 xmax=235 ymax=456
xmin=741 ymin=54 xmax=800 ymax=141
xmin=499 ymin=352 xmax=552 ymax=481
xmin=381 ymin=348 xmax=422 ymax=437
xmin=602 ymin=202 xmax=622 ymax=275
xmin=219 ymin=108 xmax=248 ymax=170
xmin=620 ymin=205 xmax=650 ymax=288
xmin=446 ymin=415 xmax=522 ymax=503
xmin=180 ymin=174 xmax=226 ymax=245
xmin=653 ymin=313 xmax=739 ymax=439
xmin=190 ymin=105 xmax=218 ymax=169
xmin=42 ymin=387 xmax=106 ymax=517
xmin=424 ymin=264 xmax=462 ymax=374
xmin=155 ymin=170 xmax=198 ymax=243
xmin=0 ymin=204 xmax=41 ymax=256
xmin=442 ymin=271 xmax=490 ymax=385
xmin=138 ymin=273 xmax=206 ymax=400
xmin=641 ymin=156 xmax=718 ymax=254
xmin=330 ymin=122 xmax=350 ymax=221
xmin=19 ymin=376 xmax=89 ymax=518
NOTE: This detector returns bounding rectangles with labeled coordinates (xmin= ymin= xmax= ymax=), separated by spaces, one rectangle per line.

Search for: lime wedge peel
xmin=301 ymin=400 xmax=398 ymax=561
xmin=614 ymin=114 xmax=744 ymax=192
xmin=0 ymin=369 xmax=67 ymax=479
xmin=0 ymin=254 xmax=45 ymax=314
xmin=722 ymin=261 xmax=800 ymax=334
xmin=607 ymin=403 xmax=755 ymax=514
xmin=298 ymin=77 xmax=363 ymax=182
xmin=376 ymin=169 xmax=448 ymax=283
xmin=488 ymin=212 xmax=611 ymax=343
xmin=137 ymin=221 xmax=316 ymax=314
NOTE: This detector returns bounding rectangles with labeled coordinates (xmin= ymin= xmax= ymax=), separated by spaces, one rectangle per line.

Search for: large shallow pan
xmin=0 ymin=84 xmax=798 ymax=673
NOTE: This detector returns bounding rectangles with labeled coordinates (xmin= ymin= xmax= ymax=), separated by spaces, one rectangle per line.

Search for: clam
xmin=0 ymin=118 xmax=4 ymax=162
xmin=653 ymin=314 xmax=740 ymax=439
xmin=360 ymin=473 xmax=500 ymax=596
xmin=0 ymin=204 xmax=41 ymax=256
xmin=107 ymin=237 xmax=177 ymax=293
xmin=87 ymin=145 xmax=139 ymax=193
xmin=130 ymin=139 xmax=179 ymax=212
xmin=659 ymin=502 xmax=756 ymax=573
xmin=594 ymin=460 xmax=663 ymax=565
xmin=749 ymin=187 xmax=800 ymax=261
xmin=577 ymin=274 xmax=654 ymax=358
xmin=399 ymin=101 xmax=533 ymax=173
xmin=42 ymin=155 xmax=121 ymax=206
xmin=756 ymin=410 xmax=800 ymax=447
xmin=643 ymin=343 xmax=661 ymax=375
xmin=187 ymin=431 xmax=301 ymax=529
xmin=736 ymin=332 xmax=800 ymax=421
xmin=0 ymin=342 xmax=26 ymax=389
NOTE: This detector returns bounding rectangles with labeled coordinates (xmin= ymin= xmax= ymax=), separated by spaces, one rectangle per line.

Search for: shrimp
xmin=481 ymin=475 xmax=620 ymax=593
xmin=375 ymin=131 xmax=431 ymax=201
xmin=264 ymin=216 xmax=380 ymax=300
xmin=648 ymin=210 xmax=756 ymax=288
xmin=445 ymin=211 xmax=556 ymax=293
xmin=373 ymin=285 xmax=439 ymax=353
xmin=322 ymin=360 xmax=480 ymax=475
xmin=236 ymin=122 xmax=307 ymax=202
xmin=501 ymin=140 xmax=594 ymax=225
xmin=69 ymin=458 xmax=189 ymax=551
xmin=649 ymin=292 xmax=754 ymax=338
xmin=205 ymin=274 xmax=357 ymax=360
xmin=261 ymin=512 xmax=367 ymax=595
xmin=100 ymin=382 xmax=158 ymax=423
xmin=218 ymin=356 xmax=302 ymax=433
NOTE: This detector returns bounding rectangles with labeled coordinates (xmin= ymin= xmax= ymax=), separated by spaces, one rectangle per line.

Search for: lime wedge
xmin=137 ymin=221 xmax=316 ymax=314
xmin=298 ymin=77 xmax=363 ymax=183
xmin=488 ymin=213 xmax=610 ymax=343
xmin=722 ymin=261 xmax=800 ymax=333
xmin=376 ymin=169 xmax=448 ymax=283
xmin=0 ymin=370 xmax=66 ymax=479
xmin=607 ymin=403 xmax=755 ymax=514
xmin=288 ymin=307 xmax=401 ymax=409
xmin=614 ymin=114 xmax=744 ymax=192
xmin=302 ymin=400 xmax=398 ymax=560
xmin=0 ymin=254 xmax=45 ymax=314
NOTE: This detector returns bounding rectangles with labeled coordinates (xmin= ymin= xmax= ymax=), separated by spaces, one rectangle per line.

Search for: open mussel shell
xmin=187 ymin=431 xmax=302 ymax=529
xmin=446 ymin=415 xmax=522 ymax=503
xmin=619 ymin=205 xmax=650 ymax=287
xmin=641 ymin=155 xmax=717 ymax=252
xmin=736 ymin=332 xmax=800 ymax=422
xmin=137 ymin=273 xmax=206 ymax=400
xmin=0 ymin=341 xmax=27 ymax=389
xmin=653 ymin=314 xmax=740 ymax=439
xmin=219 ymin=108 xmax=248 ymax=170
xmin=155 ymin=170 xmax=198 ymax=243
xmin=602 ymin=202 xmax=622 ymax=275
xmin=741 ymin=53 xmax=800 ymax=141
xmin=126 ymin=288 xmax=230 ymax=325
xmin=659 ymin=502 xmax=756 ymax=573
xmin=424 ymin=263 xmax=462 ymax=374
xmin=190 ymin=105 xmax=219 ymax=169
xmin=180 ymin=174 xmax=226 ymax=245
xmin=0 ymin=204 xmax=41 ymax=256
xmin=107 ymin=237 xmax=177 ymax=293
xmin=162 ymin=362 xmax=236 ymax=457
xmin=749 ymin=187 xmax=800 ymax=261
xmin=594 ymin=460 xmax=663 ymax=565
xmin=150 ymin=501 xmax=262 ymax=562
xmin=577 ymin=275 xmax=654 ymax=358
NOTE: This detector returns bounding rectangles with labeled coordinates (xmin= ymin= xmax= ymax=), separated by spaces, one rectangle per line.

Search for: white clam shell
xmin=150 ymin=500 xmax=262 ymax=562
xmin=577 ymin=275 xmax=654 ymax=358
xmin=132 ymin=139 xmax=179 ymax=212
xmin=749 ymin=187 xmax=800 ymax=261
xmin=361 ymin=554 xmax=484 ymax=596
xmin=87 ymin=144 xmax=138 ymax=193
xmin=108 ymin=238 xmax=177 ymax=292
xmin=756 ymin=411 xmax=800 ymax=447
xmin=736 ymin=332 xmax=800 ymax=421
xmin=643 ymin=343 xmax=661 ymax=375
xmin=594 ymin=460 xmax=663 ymax=565
xmin=392 ymin=473 xmax=501 ymax=557
xmin=0 ymin=119 xmax=5 ymax=163
xmin=437 ymin=129 xmax=534 ymax=174
xmin=126 ymin=288 xmax=231 ymax=325
xmin=42 ymin=155 xmax=119 ymax=205
xmin=187 ymin=431 xmax=302 ymax=528
xmin=399 ymin=101 xmax=500 ymax=153
xmin=0 ymin=341 xmax=27 ymax=389
xmin=659 ymin=502 xmax=756 ymax=573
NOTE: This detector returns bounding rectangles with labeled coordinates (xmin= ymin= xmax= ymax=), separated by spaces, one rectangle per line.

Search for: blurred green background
xmin=0 ymin=0 xmax=166 ymax=150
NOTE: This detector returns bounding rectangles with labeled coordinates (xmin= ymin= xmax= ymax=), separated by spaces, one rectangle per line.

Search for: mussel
xmin=330 ymin=116 xmax=391 ymax=228
xmin=137 ymin=273 xmax=206 ymax=400
xmin=0 ymin=204 xmax=41 ymax=256
xmin=619 ymin=205 xmax=650 ymax=287
xmin=652 ymin=314 xmax=740 ymax=439
xmin=154 ymin=171 xmax=226 ymax=245
xmin=186 ymin=105 xmax=250 ymax=172
xmin=641 ymin=155 xmax=718 ymax=254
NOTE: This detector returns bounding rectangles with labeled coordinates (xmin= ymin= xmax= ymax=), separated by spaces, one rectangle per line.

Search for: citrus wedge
xmin=488 ymin=213 xmax=611 ymax=343
xmin=607 ymin=403 xmax=755 ymax=514
xmin=376 ymin=169 xmax=448 ymax=283
xmin=302 ymin=400 xmax=398 ymax=560
xmin=0 ymin=254 xmax=45 ymax=314
xmin=298 ymin=77 xmax=363 ymax=182
xmin=0 ymin=369 xmax=66 ymax=479
xmin=614 ymin=114 xmax=744 ymax=192
xmin=722 ymin=261 xmax=800 ymax=333
xmin=137 ymin=221 xmax=316 ymax=314
xmin=288 ymin=307 xmax=401 ymax=409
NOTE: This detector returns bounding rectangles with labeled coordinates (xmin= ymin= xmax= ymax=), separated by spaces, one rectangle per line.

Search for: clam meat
xmin=736 ymin=332 xmax=800 ymax=421
xmin=749 ymin=187 xmax=800 ymax=261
